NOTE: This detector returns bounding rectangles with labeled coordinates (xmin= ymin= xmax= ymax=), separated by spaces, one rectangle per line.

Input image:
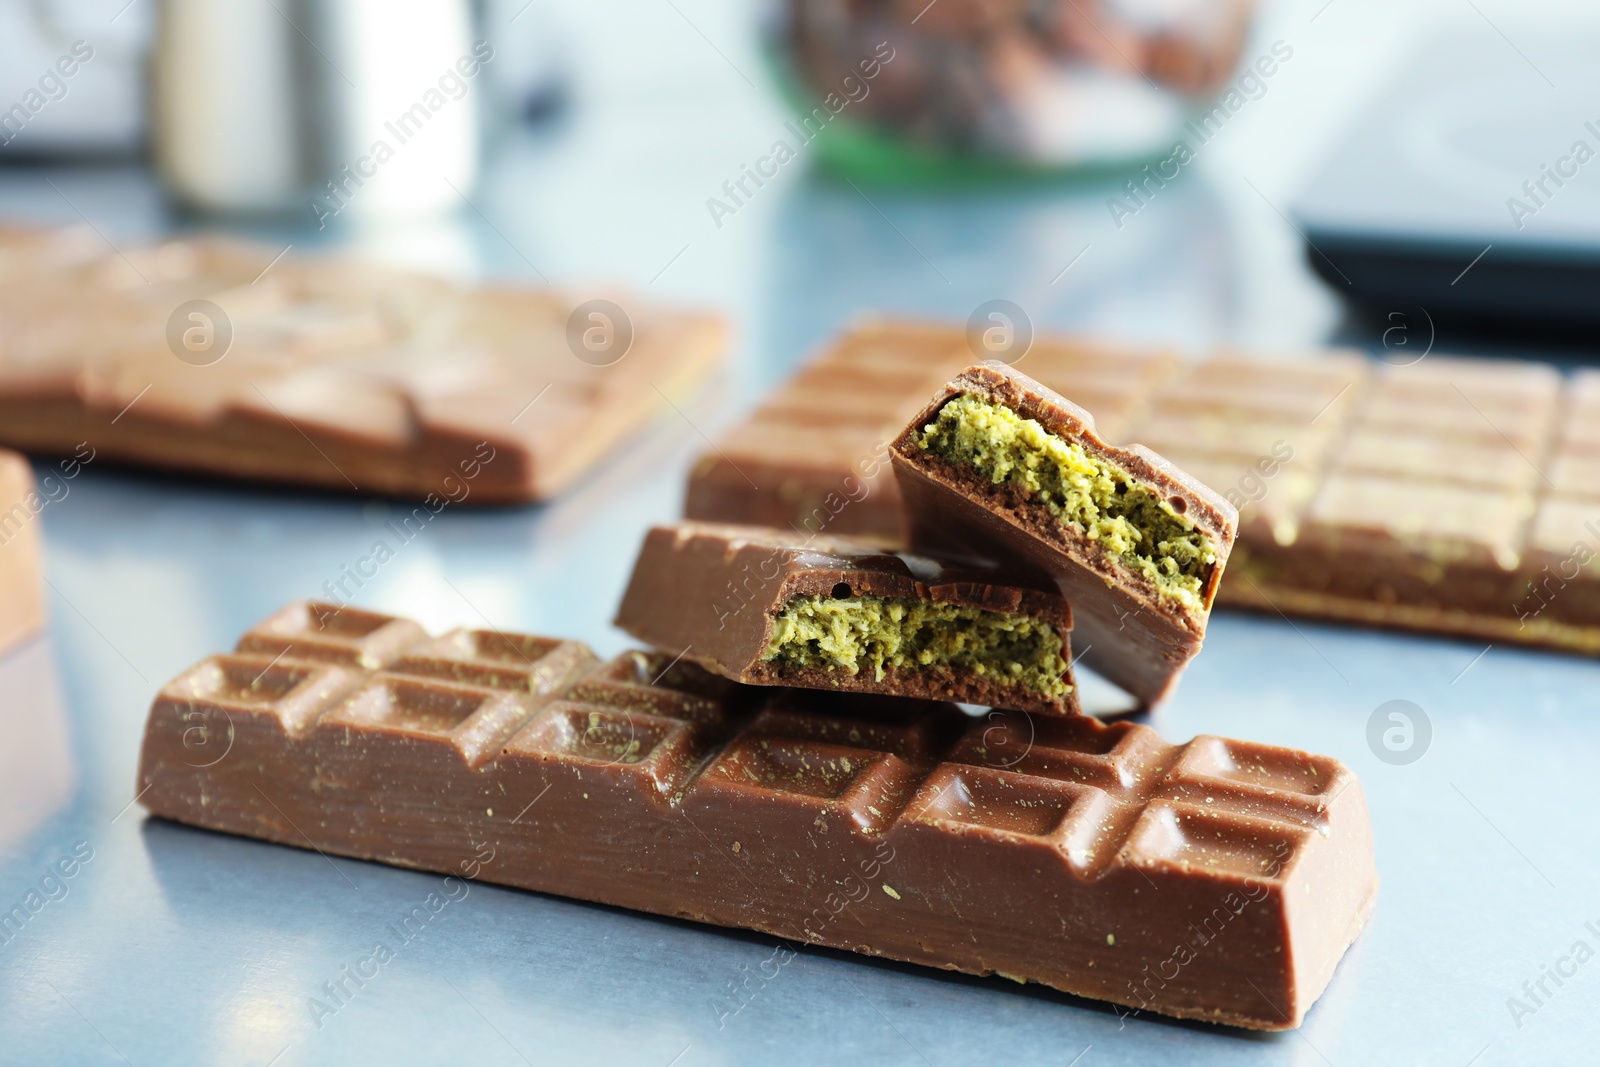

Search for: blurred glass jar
xmin=151 ymin=0 xmax=482 ymax=223
xmin=771 ymin=0 xmax=1257 ymax=177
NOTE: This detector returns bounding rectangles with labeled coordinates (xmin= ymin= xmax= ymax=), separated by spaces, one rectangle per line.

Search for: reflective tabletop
xmin=2 ymin=1 xmax=1598 ymax=1064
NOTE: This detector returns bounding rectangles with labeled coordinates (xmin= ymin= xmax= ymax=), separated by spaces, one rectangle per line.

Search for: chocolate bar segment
xmin=137 ymin=602 xmax=1377 ymax=1030
xmin=682 ymin=320 xmax=1178 ymax=541
xmin=1221 ymin=356 xmax=1572 ymax=644
xmin=0 ymin=225 xmax=725 ymax=504
xmin=890 ymin=362 xmax=1237 ymax=705
xmin=0 ymin=449 xmax=46 ymax=658
xmin=683 ymin=321 xmax=1600 ymax=656
xmin=614 ymin=521 xmax=1079 ymax=715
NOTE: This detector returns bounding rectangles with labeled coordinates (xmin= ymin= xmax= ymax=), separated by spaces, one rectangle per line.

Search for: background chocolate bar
xmin=684 ymin=321 xmax=1600 ymax=654
xmin=683 ymin=320 xmax=1177 ymax=540
xmin=138 ymin=601 xmax=1376 ymax=1031
xmin=614 ymin=521 xmax=1080 ymax=714
xmin=0 ymin=226 xmax=725 ymax=504
xmin=0 ymin=449 xmax=45 ymax=658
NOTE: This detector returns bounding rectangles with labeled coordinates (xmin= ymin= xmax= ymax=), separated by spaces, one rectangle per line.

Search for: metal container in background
xmin=151 ymin=0 xmax=483 ymax=224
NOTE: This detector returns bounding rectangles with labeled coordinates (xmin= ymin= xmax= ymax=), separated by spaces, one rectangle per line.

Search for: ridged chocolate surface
xmin=684 ymin=321 xmax=1600 ymax=654
xmin=0 ymin=225 xmax=725 ymax=503
xmin=137 ymin=601 xmax=1376 ymax=1031
xmin=613 ymin=521 xmax=1080 ymax=715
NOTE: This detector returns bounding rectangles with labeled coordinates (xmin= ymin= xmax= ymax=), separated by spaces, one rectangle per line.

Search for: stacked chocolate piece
xmin=688 ymin=320 xmax=1600 ymax=653
xmin=140 ymin=353 xmax=1376 ymax=1030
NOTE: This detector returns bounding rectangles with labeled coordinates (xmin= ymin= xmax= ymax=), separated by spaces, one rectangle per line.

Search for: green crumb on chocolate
xmin=762 ymin=594 xmax=1072 ymax=699
xmin=918 ymin=393 xmax=1217 ymax=610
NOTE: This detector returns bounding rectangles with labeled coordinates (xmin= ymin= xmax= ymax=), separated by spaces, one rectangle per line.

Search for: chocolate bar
xmin=137 ymin=601 xmax=1376 ymax=1030
xmin=0 ymin=449 xmax=46 ymax=658
xmin=684 ymin=320 xmax=1176 ymax=539
xmin=889 ymin=363 xmax=1237 ymax=706
xmin=684 ymin=321 xmax=1600 ymax=654
xmin=0 ymin=225 xmax=724 ymax=503
xmin=1211 ymin=356 xmax=1592 ymax=644
xmin=614 ymin=521 xmax=1080 ymax=715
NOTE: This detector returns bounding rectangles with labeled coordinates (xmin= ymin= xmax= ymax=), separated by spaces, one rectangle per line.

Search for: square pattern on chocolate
xmin=138 ymin=602 xmax=1376 ymax=1031
xmin=682 ymin=321 xmax=1600 ymax=654
xmin=0 ymin=226 xmax=725 ymax=504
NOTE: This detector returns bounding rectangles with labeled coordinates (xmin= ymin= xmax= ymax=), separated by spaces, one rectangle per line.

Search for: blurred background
xmin=4 ymin=1 xmax=1600 ymax=1064
xmin=4 ymin=0 xmax=1597 ymax=355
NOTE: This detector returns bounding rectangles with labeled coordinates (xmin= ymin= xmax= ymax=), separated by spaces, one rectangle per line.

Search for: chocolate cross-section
xmin=137 ymin=602 xmax=1375 ymax=1030
xmin=614 ymin=521 xmax=1080 ymax=715
xmin=683 ymin=321 xmax=1600 ymax=656
xmin=890 ymin=362 xmax=1238 ymax=706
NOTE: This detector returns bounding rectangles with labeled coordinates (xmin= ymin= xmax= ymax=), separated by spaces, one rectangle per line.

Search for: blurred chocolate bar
xmin=614 ymin=520 xmax=1080 ymax=714
xmin=890 ymin=362 xmax=1236 ymax=705
xmin=0 ymin=449 xmax=46 ymax=657
xmin=684 ymin=321 xmax=1600 ymax=654
xmin=138 ymin=601 xmax=1376 ymax=1030
xmin=684 ymin=320 xmax=1176 ymax=539
xmin=0 ymin=225 xmax=724 ymax=503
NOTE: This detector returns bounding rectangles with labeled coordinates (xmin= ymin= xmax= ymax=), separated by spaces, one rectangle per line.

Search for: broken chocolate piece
xmin=890 ymin=362 xmax=1237 ymax=706
xmin=614 ymin=521 xmax=1079 ymax=715
xmin=136 ymin=601 xmax=1377 ymax=1030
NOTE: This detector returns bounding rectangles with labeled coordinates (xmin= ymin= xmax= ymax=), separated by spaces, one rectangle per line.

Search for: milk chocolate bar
xmin=890 ymin=363 xmax=1237 ymax=706
xmin=0 ymin=449 xmax=46 ymax=657
xmin=685 ymin=321 xmax=1600 ymax=654
xmin=0 ymin=225 xmax=724 ymax=503
xmin=136 ymin=601 xmax=1377 ymax=1030
xmin=614 ymin=521 xmax=1079 ymax=715
xmin=683 ymin=320 xmax=1178 ymax=540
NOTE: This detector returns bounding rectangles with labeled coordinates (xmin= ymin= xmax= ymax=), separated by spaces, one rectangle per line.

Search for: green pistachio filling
xmin=918 ymin=393 xmax=1217 ymax=611
xmin=762 ymin=594 xmax=1072 ymax=699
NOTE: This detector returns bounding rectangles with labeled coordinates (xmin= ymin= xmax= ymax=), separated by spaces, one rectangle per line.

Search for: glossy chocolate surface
xmin=137 ymin=602 xmax=1377 ymax=1031
xmin=613 ymin=521 xmax=1080 ymax=715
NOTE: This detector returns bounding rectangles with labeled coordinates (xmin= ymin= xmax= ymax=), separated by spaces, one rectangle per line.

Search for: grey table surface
xmin=3 ymin=1 xmax=1599 ymax=1064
